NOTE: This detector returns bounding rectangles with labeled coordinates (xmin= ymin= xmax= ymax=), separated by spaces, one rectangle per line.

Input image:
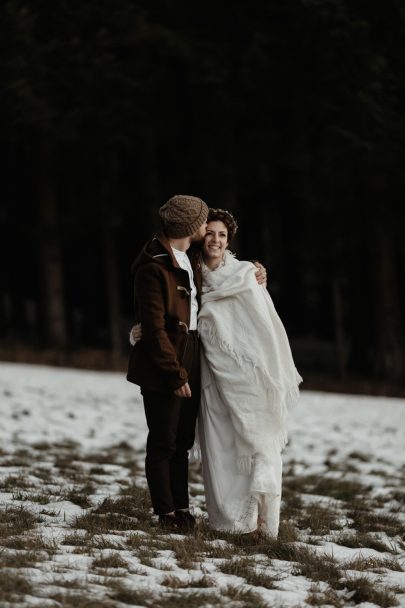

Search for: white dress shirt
xmin=171 ymin=246 xmax=198 ymax=330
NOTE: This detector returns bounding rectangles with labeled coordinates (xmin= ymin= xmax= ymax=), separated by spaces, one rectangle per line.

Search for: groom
xmin=127 ymin=195 xmax=208 ymax=531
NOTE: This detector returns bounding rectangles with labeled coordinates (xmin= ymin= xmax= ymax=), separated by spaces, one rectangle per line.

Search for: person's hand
xmin=174 ymin=382 xmax=192 ymax=398
xmin=129 ymin=323 xmax=142 ymax=345
xmin=254 ymin=262 xmax=267 ymax=287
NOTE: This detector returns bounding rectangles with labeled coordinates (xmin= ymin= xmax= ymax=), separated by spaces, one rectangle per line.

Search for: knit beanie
xmin=159 ymin=195 xmax=209 ymax=238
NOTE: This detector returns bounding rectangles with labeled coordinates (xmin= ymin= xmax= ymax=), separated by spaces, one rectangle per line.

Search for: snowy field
xmin=0 ymin=362 xmax=404 ymax=607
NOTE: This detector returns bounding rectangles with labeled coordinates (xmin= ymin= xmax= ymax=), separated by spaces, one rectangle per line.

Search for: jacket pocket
xmin=166 ymin=324 xmax=188 ymax=365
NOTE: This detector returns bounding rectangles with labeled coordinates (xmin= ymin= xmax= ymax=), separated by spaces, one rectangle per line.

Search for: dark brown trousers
xmin=141 ymin=331 xmax=200 ymax=515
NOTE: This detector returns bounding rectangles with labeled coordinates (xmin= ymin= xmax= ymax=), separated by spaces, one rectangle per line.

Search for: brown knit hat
xmin=159 ymin=195 xmax=209 ymax=238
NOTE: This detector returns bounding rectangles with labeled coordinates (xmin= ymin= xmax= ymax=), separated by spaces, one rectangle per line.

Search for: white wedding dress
xmin=198 ymin=353 xmax=282 ymax=535
xmin=196 ymin=252 xmax=301 ymax=536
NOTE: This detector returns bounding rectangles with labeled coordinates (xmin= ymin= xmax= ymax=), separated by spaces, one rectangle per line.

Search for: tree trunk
xmin=101 ymin=203 xmax=123 ymax=366
xmin=372 ymin=221 xmax=404 ymax=381
xmin=332 ymin=279 xmax=348 ymax=379
xmin=141 ymin=127 xmax=160 ymax=232
xmin=99 ymin=152 xmax=123 ymax=366
xmin=37 ymin=139 xmax=67 ymax=350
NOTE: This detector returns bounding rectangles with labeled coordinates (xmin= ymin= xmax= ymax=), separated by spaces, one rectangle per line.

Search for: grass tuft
xmin=0 ymin=505 xmax=40 ymax=538
xmin=347 ymin=507 xmax=405 ymax=537
xmin=219 ymin=557 xmax=280 ymax=589
xmin=46 ymin=593 xmax=118 ymax=608
xmin=306 ymin=583 xmax=344 ymax=607
xmin=0 ymin=571 xmax=33 ymax=602
xmin=0 ymin=474 xmax=33 ymax=490
xmin=343 ymin=555 xmax=404 ymax=573
xmin=344 ymin=575 xmax=399 ymax=607
xmin=292 ymin=548 xmax=342 ymax=588
xmin=107 ymin=580 xmax=157 ymax=605
xmin=335 ymin=531 xmax=397 ymax=554
xmin=284 ymin=474 xmax=371 ymax=502
xmin=298 ymin=502 xmax=342 ymax=535
xmin=72 ymin=511 xmax=137 ymax=534
xmin=0 ymin=549 xmax=42 ymax=568
xmin=222 ymin=585 xmax=270 ymax=607
xmin=92 ymin=552 xmax=128 ymax=570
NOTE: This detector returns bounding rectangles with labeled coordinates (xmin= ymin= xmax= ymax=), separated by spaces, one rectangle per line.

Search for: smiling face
xmin=203 ymin=220 xmax=229 ymax=268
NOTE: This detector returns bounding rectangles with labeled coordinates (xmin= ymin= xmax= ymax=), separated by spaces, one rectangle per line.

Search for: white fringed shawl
xmin=198 ymin=250 xmax=302 ymax=474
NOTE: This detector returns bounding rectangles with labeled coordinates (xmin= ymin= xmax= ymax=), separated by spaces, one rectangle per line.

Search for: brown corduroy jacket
xmin=127 ymin=233 xmax=202 ymax=392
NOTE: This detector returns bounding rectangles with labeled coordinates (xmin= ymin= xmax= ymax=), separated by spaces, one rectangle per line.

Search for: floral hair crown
xmin=207 ymin=208 xmax=238 ymax=242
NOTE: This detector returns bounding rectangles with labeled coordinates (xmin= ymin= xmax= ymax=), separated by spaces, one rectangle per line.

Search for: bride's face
xmin=203 ymin=220 xmax=229 ymax=264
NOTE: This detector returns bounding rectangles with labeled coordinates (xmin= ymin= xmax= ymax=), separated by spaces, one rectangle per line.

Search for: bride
xmin=196 ymin=208 xmax=302 ymax=537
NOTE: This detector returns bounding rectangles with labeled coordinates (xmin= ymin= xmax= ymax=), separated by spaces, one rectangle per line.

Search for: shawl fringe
xmin=199 ymin=319 xmax=301 ymax=419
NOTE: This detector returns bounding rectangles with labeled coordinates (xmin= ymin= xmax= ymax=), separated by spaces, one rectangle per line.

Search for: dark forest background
xmin=1 ymin=0 xmax=404 ymax=393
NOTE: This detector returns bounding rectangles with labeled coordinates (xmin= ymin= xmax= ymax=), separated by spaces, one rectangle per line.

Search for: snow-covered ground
xmin=0 ymin=362 xmax=404 ymax=607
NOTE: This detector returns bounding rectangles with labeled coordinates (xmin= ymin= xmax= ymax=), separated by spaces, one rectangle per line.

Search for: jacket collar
xmin=154 ymin=232 xmax=182 ymax=269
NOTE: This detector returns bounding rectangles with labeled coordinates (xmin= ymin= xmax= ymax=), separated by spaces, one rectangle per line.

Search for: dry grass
xmin=63 ymin=487 xmax=94 ymax=509
xmin=278 ymin=519 xmax=300 ymax=542
xmin=118 ymin=482 xmax=152 ymax=504
xmin=343 ymin=555 xmax=404 ymax=573
xmin=46 ymin=593 xmax=118 ymax=608
xmin=31 ymin=441 xmax=53 ymax=451
xmin=348 ymin=451 xmax=372 ymax=462
xmin=92 ymin=552 xmax=129 ymax=570
xmin=107 ymin=580 xmax=157 ymax=605
xmin=12 ymin=490 xmax=55 ymax=504
xmin=334 ymin=531 xmax=396 ymax=553
xmin=91 ymin=485 xmax=153 ymax=531
xmin=281 ymin=487 xmax=304 ymax=519
xmin=0 ymin=505 xmax=40 ymax=538
xmin=54 ymin=455 xmax=83 ymax=470
xmin=95 ymin=495 xmax=140 ymax=517
xmin=40 ymin=508 xmax=61 ymax=517
xmin=390 ymin=490 xmax=405 ymax=505
xmin=89 ymin=466 xmax=108 ymax=474
xmin=49 ymin=577 xmax=88 ymax=589
xmin=1 ymin=439 xmax=404 ymax=607
xmin=116 ymin=458 xmax=140 ymax=475
xmin=306 ymin=583 xmax=344 ymax=607
xmin=151 ymin=590 xmax=222 ymax=608
xmin=32 ymin=468 xmax=56 ymax=483
xmin=347 ymin=507 xmax=405 ymax=537
xmin=62 ymin=532 xmax=92 ymax=546
xmin=313 ymin=477 xmax=371 ymax=502
xmin=161 ymin=574 xmax=214 ymax=588
xmin=219 ymin=557 xmax=280 ymax=589
xmin=292 ymin=548 xmax=342 ymax=588
xmin=284 ymin=473 xmax=371 ymax=503
xmin=0 ymin=570 xmax=33 ymax=602
xmin=298 ymin=502 xmax=342 ymax=534
xmin=89 ymin=535 xmax=126 ymax=551
xmin=126 ymin=532 xmax=152 ymax=550
xmin=72 ymin=511 xmax=138 ymax=534
xmin=1 ymin=534 xmax=59 ymax=555
xmin=161 ymin=523 xmax=291 ymax=570
xmin=222 ymin=585 xmax=270 ymax=607
xmin=0 ymin=548 xmax=42 ymax=567
xmin=344 ymin=575 xmax=400 ymax=607
xmin=0 ymin=474 xmax=34 ymax=490
xmin=137 ymin=544 xmax=159 ymax=567
xmin=1 ymin=449 xmax=36 ymax=467
xmin=78 ymin=450 xmax=120 ymax=465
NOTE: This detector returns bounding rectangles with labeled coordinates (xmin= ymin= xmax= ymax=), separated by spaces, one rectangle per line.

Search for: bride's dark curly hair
xmin=207 ymin=208 xmax=238 ymax=243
